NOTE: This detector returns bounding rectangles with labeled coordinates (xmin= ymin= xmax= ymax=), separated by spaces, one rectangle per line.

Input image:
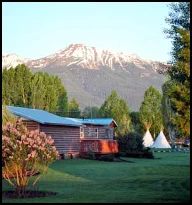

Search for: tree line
xmin=2 ymin=64 xmax=80 ymax=117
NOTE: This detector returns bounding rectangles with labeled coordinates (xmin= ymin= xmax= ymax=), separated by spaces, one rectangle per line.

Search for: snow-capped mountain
xmin=2 ymin=44 xmax=168 ymax=111
xmin=2 ymin=53 xmax=30 ymax=70
xmin=2 ymin=44 xmax=168 ymax=73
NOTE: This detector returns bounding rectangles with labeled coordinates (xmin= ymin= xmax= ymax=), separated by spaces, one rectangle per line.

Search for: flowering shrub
xmin=2 ymin=119 xmax=59 ymax=197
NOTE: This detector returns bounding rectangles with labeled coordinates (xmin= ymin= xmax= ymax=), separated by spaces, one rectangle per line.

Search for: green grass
xmin=2 ymin=152 xmax=190 ymax=203
xmin=151 ymin=147 xmax=190 ymax=152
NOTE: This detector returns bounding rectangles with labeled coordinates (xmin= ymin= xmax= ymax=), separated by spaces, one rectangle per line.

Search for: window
xmin=88 ymin=128 xmax=91 ymax=136
xmin=94 ymin=128 xmax=98 ymax=138
xmin=105 ymin=128 xmax=110 ymax=138
xmin=80 ymin=127 xmax=84 ymax=138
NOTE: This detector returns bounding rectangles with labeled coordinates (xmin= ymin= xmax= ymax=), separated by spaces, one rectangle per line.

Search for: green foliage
xmin=79 ymin=151 xmax=96 ymax=160
xmin=14 ymin=65 xmax=33 ymax=107
xmin=97 ymin=154 xmax=114 ymax=162
xmin=116 ymin=132 xmax=144 ymax=152
xmin=116 ymin=132 xmax=154 ymax=159
xmin=2 ymin=65 xmax=33 ymax=106
xmin=2 ymin=64 xmax=69 ymax=116
xmin=68 ymin=98 xmax=80 ymax=118
xmin=2 ymin=105 xmax=17 ymax=126
xmin=139 ymin=86 xmax=163 ymax=138
xmin=130 ymin=111 xmax=142 ymax=133
xmin=30 ymin=72 xmax=46 ymax=109
xmin=163 ymin=2 xmax=190 ymax=138
xmin=119 ymin=149 xmax=154 ymax=159
xmin=99 ymin=90 xmax=132 ymax=136
xmin=54 ymin=76 xmax=68 ymax=117
xmin=81 ymin=106 xmax=100 ymax=118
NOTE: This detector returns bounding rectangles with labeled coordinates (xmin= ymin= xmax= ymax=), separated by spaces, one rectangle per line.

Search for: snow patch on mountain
xmin=2 ymin=53 xmax=30 ymax=69
xmin=2 ymin=44 xmax=168 ymax=73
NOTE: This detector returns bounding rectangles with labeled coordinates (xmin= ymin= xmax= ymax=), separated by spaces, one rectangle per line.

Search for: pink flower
xmin=21 ymin=135 xmax=26 ymax=141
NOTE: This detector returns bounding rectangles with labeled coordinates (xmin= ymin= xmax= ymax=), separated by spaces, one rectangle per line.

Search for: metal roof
xmin=65 ymin=117 xmax=118 ymax=127
xmin=7 ymin=106 xmax=83 ymax=127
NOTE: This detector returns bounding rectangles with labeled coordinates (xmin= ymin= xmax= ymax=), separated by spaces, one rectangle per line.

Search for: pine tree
xmin=163 ymin=2 xmax=190 ymax=138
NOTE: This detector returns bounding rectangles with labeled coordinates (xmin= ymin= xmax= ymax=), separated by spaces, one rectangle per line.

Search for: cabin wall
xmin=40 ymin=124 xmax=80 ymax=155
xmin=22 ymin=120 xmax=40 ymax=131
xmin=82 ymin=125 xmax=114 ymax=140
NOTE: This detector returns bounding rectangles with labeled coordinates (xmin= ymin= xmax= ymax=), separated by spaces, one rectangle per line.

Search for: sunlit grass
xmin=2 ymin=152 xmax=190 ymax=203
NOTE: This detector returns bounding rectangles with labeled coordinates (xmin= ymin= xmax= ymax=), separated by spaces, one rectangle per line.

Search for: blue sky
xmin=2 ymin=2 xmax=172 ymax=62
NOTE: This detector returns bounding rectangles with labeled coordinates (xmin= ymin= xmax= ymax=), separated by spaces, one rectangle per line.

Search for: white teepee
xmin=151 ymin=130 xmax=171 ymax=148
xmin=143 ymin=130 xmax=154 ymax=147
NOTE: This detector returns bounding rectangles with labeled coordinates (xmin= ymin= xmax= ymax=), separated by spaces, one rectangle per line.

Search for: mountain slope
xmin=2 ymin=44 xmax=168 ymax=111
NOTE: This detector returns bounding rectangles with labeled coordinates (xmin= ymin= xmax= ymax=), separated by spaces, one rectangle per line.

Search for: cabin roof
xmin=7 ymin=106 xmax=83 ymax=127
xmin=66 ymin=118 xmax=118 ymax=127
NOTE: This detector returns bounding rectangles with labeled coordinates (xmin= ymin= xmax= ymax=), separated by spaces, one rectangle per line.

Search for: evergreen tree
xmin=163 ymin=2 xmax=190 ymax=138
xmin=139 ymin=86 xmax=163 ymax=139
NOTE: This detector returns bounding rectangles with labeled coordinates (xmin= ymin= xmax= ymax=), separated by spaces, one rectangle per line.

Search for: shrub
xmin=116 ymin=132 xmax=144 ymax=152
xmin=116 ymin=132 xmax=154 ymax=159
xmin=97 ymin=154 xmax=114 ymax=162
xmin=79 ymin=151 xmax=96 ymax=160
xmin=118 ymin=148 xmax=154 ymax=159
xmin=2 ymin=119 xmax=59 ymax=197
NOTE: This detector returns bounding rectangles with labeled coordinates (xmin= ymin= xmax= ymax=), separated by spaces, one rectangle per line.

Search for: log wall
xmin=40 ymin=124 xmax=81 ymax=154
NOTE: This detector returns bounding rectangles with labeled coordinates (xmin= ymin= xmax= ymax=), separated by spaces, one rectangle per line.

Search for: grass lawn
xmin=2 ymin=152 xmax=190 ymax=203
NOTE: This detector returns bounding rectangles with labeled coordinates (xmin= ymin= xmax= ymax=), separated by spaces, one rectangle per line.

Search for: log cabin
xmin=66 ymin=118 xmax=118 ymax=154
xmin=7 ymin=106 xmax=118 ymax=158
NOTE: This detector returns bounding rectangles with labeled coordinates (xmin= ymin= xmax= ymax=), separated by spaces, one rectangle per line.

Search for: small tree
xmin=99 ymin=90 xmax=132 ymax=136
xmin=2 ymin=119 xmax=59 ymax=197
xmin=139 ymin=86 xmax=163 ymax=138
xmin=68 ymin=98 xmax=80 ymax=118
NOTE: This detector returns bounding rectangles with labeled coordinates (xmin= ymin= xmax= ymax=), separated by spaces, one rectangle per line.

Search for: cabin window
xmin=94 ymin=128 xmax=98 ymax=138
xmin=105 ymin=128 xmax=111 ymax=138
xmin=88 ymin=128 xmax=91 ymax=136
xmin=80 ymin=127 xmax=84 ymax=138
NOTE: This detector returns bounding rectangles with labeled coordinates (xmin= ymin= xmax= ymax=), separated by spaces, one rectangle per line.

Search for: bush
xmin=79 ymin=151 xmax=96 ymax=160
xmin=97 ymin=154 xmax=114 ymax=162
xmin=118 ymin=147 xmax=154 ymax=159
xmin=115 ymin=132 xmax=154 ymax=159
xmin=2 ymin=119 xmax=59 ymax=197
xmin=116 ymin=132 xmax=144 ymax=152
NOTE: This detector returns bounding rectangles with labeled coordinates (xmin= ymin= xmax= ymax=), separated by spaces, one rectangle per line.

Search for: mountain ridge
xmin=2 ymin=43 xmax=168 ymax=111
